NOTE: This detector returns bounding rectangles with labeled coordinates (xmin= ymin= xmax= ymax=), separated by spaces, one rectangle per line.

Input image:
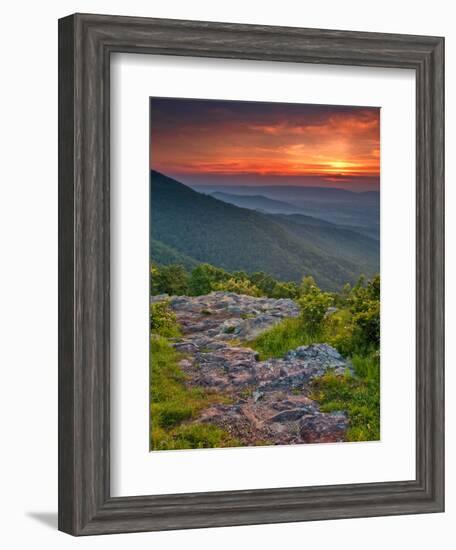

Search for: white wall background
xmin=0 ymin=1 xmax=452 ymax=548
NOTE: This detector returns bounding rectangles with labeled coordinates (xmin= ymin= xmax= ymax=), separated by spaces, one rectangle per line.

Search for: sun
xmin=330 ymin=160 xmax=351 ymax=171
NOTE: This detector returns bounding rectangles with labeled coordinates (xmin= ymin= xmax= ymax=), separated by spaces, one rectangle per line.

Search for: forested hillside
xmin=150 ymin=171 xmax=379 ymax=290
xmin=210 ymin=191 xmax=303 ymax=215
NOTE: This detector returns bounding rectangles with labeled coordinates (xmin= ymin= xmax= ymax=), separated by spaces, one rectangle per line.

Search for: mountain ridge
xmin=211 ymin=190 xmax=307 ymax=216
xmin=150 ymin=170 xmax=379 ymax=290
xmin=191 ymin=182 xmax=379 ymax=236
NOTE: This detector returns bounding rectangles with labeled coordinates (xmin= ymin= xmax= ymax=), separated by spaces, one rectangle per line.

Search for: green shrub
xmin=270 ymin=281 xmax=299 ymax=299
xmin=212 ymin=277 xmax=262 ymax=297
xmin=189 ymin=263 xmax=229 ymax=295
xmin=249 ymin=271 xmax=280 ymax=295
xmin=150 ymin=301 xmax=181 ymax=337
xmin=298 ymin=285 xmax=334 ymax=335
xmin=352 ymin=300 xmax=380 ymax=350
xmin=346 ymin=274 xmax=380 ymax=353
xmin=324 ymin=309 xmax=356 ymax=356
xmin=151 ymin=264 xmax=189 ymax=295
xmin=300 ymin=275 xmax=317 ymax=295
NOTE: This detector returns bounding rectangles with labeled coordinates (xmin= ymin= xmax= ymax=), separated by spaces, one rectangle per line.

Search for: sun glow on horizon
xmin=150 ymin=98 xmax=380 ymax=190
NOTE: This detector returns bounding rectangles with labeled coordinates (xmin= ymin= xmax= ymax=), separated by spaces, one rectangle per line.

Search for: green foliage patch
xmin=250 ymin=274 xmax=380 ymax=359
xmin=151 ymin=264 xmax=189 ymax=297
xmin=212 ymin=277 xmax=262 ymax=297
xmin=298 ymin=284 xmax=334 ymax=336
xmin=151 ymin=262 xmax=304 ymax=300
xmin=150 ymin=300 xmax=181 ymax=338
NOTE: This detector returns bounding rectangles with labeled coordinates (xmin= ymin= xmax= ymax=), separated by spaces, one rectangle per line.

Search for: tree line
xmin=151 ymin=262 xmax=379 ymax=354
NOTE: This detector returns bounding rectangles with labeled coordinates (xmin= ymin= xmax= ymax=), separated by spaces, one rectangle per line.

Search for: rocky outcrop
xmin=152 ymin=291 xmax=300 ymax=341
xmin=152 ymin=292 xmax=351 ymax=446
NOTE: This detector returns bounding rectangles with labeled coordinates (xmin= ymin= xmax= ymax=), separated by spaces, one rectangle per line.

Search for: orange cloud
xmin=150 ymin=99 xmax=380 ymax=181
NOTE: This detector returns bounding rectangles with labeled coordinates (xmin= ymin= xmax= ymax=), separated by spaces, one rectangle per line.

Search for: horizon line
xmin=150 ymin=169 xmax=380 ymax=193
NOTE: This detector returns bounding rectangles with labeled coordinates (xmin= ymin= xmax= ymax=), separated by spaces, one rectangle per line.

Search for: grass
xmin=247 ymin=309 xmax=355 ymax=360
xmin=309 ymin=353 xmax=380 ymax=442
xmin=150 ymin=335 xmax=238 ymax=450
xmin=247 ymin=317 xmax=318 ymax=360
xmin=152 ymin=423 xmax=239 ymax=451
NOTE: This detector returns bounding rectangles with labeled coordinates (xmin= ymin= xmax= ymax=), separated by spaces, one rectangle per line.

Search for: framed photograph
xmin=58 ymin=13 xmax=444 ymax=535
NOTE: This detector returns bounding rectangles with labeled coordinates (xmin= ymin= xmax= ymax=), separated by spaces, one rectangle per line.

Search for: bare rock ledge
xmin=152 ymin=292 xmax=352 ymax=446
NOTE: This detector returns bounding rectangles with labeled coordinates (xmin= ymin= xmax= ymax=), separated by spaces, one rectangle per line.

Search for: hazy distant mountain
xmin=211 ymin=191 xmax=303 ymax=215
xmin=193 ymin=184 xmax=380 ymax=239
xmin=268 ymin=214 xmax=379 ymax=271
xmin=196 ymin=184 xmax=378 ymax=202
xmin=150 ymin=171 xmax=379 ymax=290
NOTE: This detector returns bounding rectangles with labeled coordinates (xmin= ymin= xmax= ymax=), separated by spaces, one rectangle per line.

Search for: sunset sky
xmin=150 ymin=98 xmax=380 ymax=191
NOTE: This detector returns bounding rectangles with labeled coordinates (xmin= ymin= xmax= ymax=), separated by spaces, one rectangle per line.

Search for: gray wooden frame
xmin=58 ymin=13 xmax=445 ymax=536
